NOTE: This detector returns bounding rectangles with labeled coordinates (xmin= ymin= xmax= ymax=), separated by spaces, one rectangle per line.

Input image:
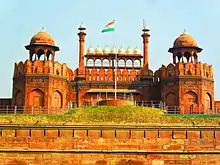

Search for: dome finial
xmin=79 ymin=22 xmax=86 ymax=31
xmin=40 ymin=26 xmax=44 ymax=32
xmin=142 ymin=19 xmax=150 ymax=33
xmin=183 ymin=29 xmax=186 ymax=34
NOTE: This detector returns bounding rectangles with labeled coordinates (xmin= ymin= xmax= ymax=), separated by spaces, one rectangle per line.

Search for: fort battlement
xmin=14 ymin=60 xmax=73 ymax=80
xmin=154 ymin=62 xmax=213 ymax=81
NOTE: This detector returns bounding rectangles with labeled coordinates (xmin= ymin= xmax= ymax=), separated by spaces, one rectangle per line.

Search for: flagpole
xmin=113 ymin=28 xmax=117 ymax=100
xmin=101 ymin=20 xmax=117 ymax=100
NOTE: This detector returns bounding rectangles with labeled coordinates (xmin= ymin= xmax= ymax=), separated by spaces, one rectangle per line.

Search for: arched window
xmin=118 ymin=59 xmax=125 ymax=67
xmin=103 ymin=59 xmax=110 ymax=67
xmin=177 ymin=52 xmax=182 ymax=62
xmin=46 ymin=50 xmax=53 ymax=61
xmin=87 ymin=59 xmax=94 ymax=67
xmin=37 ymin=49 xmax=45 ymax=60
xmin=134 ymin=59 xmax=141 ymax=67
xmin=184 ymin=52 xmax=191 ymax=62
xmin=126 ymin=59 xmax=132 ymax=67
xmin=95 ymin=59 xmax=102 ymax=67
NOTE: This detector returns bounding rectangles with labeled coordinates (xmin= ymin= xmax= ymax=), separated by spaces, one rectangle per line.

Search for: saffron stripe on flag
xmin=104 ymin=20 xmax=115 ymax=28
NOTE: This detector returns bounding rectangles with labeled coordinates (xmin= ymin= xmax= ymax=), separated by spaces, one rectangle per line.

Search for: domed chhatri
xmin=26 ymin=28 xmax=59 ymax=51
xmin=103 ymin=46 xmax=110 ymax=54
xmin=169 ymin=31 xmax=202 ymax=53
xmin=133 ymin=47 xmax=141 ymax=54
xmin=126 ymin=47 xmax=133 ymax=54
xmin=111 ymin=46 xmax=118 ymax=54
xmin=87 ymin=45 xmax=95 ymax=54
xmin=118 ymin=47 xmax=125 ymax=54
xmin=95 ymin=47 xmax=103 ymax=54
xmin=30 ymin=31 xmax=55 ymax=46
xmin=174 ymin=33 xmax=197 ymax=48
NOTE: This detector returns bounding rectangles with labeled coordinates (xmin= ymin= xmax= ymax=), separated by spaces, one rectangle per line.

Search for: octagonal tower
xmin=155 ymin=31 xmax=214 ymax=114
xmin=12 ymin=29 xmax=72 ymax=114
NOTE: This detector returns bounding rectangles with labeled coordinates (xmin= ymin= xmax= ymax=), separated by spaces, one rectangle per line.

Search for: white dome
xmin=87 ymin=46 xmax=95 ymax=54
xmin=111 ymin=46 xmax=118 ymax=54
xmin=118 ymin=47 xmax=125 ymax=54
xmin=95 ymin=47 xmax=103 ymax=54
xmin=103 ymin=46 xmax=110 ymax=54
xmin=133 ymin=47 xmax=141 ymax=54
xmin=126 ymin=47 xmax=133 ymax=54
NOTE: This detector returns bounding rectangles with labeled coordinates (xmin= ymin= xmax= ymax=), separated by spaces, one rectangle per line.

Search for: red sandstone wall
xmin=215 ymin=101 xmax=220 ymax=113
xmin=0 ymin=99 xmax=12 ymax=108
xmin=0 ymin=126 xmax=219 ymax=164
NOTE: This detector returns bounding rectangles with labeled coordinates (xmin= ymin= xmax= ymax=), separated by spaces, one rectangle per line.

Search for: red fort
xmin=1 ymin=24 xmax=220 ymax=114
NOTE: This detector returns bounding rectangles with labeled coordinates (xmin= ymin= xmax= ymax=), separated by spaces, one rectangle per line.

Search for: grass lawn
xmin=0 ymin=106 xmax=219 ymax=126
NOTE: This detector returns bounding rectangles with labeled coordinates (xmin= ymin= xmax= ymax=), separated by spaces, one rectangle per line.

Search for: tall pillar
xmin=141 ymin=26 xmax=150 ymax=69
xmin=77 ymin=23 xmax=86 ymax=78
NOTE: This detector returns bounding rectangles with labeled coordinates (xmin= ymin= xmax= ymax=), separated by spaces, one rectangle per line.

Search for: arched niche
xmin=126 ymin=59 xmax=133 ymax=67
xmin=118 ymin=59 xmax=125 ymax=67
xmin=103 ymin=58 xmax=110 ymax=67
xmin=15 ymin=90 xmax=23 ymax=106
xmin=134 ymin=59 xmax=141 ymax=67
xmin=184 ymin=91 xmax=198 ymax=104
xmin=53 ymin=90 xmax=62 ymax=108
xmin=87 ymin=58 xmax=94 ymax=67
xmin=29 ymin=89 xmax=44 ymax=107
xmin=204 ymin=92 xmax=212 ymax=111
xmin=165 ymin=92 xmax=176 ymax=106
xmin=95 ymin=59 xmax=102 ymax=67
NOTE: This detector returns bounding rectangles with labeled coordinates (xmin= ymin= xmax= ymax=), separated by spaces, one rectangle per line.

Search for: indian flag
xmin=101 ymin=20 xmax=115 ymax=33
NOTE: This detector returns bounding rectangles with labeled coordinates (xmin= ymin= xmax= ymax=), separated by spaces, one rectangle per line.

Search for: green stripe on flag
xmin=101 ymin=28 xmax=115 ymax=33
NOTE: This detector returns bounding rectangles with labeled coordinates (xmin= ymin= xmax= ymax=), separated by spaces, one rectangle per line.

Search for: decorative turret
xmin=110 ymin=46 xmax=118 ymax=54
xmin=95 ymin=46 xmax=103 ymax=54
xmin=87 ymin=45 xmax=95 ymax=54
xmin=168 ymin=30 xmax=203 ymax=64
xmin=118 ymin=47 xmax=125 ymax=54
xmin=25 ymin=27 xmax=59 ymax=62
xmin=126 ymin=46 xmax=133 ymax=55
xmin=133 ymin=47 xmax=141 ymax=54
xmin=103 ymin=46 xmax=110 ymax=54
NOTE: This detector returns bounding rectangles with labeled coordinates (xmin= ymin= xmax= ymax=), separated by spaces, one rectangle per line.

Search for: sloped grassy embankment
xmin=0 ymin=106 xmax=219 ymax=126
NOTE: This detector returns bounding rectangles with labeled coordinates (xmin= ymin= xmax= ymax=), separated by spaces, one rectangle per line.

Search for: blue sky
xmin=0 ymin=0 xmax=220 ymax=99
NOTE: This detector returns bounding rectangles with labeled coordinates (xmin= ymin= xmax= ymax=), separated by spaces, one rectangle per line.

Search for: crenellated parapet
xmin=13 ymin=60 xmax=73 ymax=80
xmin=85 ymin=68 xmax=140 ymax=82
xmin=155 ymin=62 xmax=213 ymax=80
